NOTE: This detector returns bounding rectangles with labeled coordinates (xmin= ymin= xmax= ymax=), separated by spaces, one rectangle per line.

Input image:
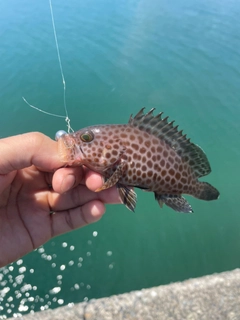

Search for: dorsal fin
xmin=128 ymin=108 xmax=211 ymax=178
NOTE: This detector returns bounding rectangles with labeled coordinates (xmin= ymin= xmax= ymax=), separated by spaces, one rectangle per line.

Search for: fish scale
xmin=56 ymin=108 xmax=220 ymax=213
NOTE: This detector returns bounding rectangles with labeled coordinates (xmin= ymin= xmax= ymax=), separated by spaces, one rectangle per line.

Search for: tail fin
xmin=194 ymin=182 xmax=220 ymax=200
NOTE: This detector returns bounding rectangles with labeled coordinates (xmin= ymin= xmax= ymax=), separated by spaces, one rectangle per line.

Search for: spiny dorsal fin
xmin=128 ymin=108 xmax=211 ymax=178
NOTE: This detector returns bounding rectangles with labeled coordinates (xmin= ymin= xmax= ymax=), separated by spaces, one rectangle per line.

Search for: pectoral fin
xmin=155 ymin=193 xmax=193 ymax=213
xmin=117 ymin=183 xmax=137 ymax=212
xmin=95 ymin=162 xmax=127 ymax=192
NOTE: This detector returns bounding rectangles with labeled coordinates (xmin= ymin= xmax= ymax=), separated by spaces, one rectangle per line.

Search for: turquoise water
xmin=0 ymin=0 xmax=240 ymax=317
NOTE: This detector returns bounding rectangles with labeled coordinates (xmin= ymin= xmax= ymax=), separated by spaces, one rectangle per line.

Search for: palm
xmin=0 ymin=166 xmax=59 ymax=265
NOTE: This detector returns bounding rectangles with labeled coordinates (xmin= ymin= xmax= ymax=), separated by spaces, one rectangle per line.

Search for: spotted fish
xmin=56 ymin=108 xmax=219 ymax=213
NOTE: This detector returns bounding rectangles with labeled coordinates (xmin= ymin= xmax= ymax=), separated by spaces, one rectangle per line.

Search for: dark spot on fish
xmin=181 ymin=177 xmax=187 ymax=184
xmin=132 ymin=143 xmax=139 ymax=151
xmin=142 ymin=165 xmax=147 ymax=171
xmin=163 ymin=150 xmax=168 ymax=157
xmin=151 ymin=146 xmax=156 ymax=153
xmin=120 ymin=133 xmax=127 ymax=138
xmin=112 ymin=150 xmax=118 ymax=156
xmin=166 ymin=175 xmax=170 ymax=182
xmin=178 ymin=182 xmax=183 ymax=189
xmin=157 ymin=146 xmax=163 ymax=153
xmin=169 ymin=157 xmax=174 ymax=164
xmin=138 ymin=136 xmax=143 ymax=144
xmin=137 ymin=170 xmax=141 ymax=176
xmin=175 ymin=172 xmax=181 ymax=180
xmin=147 ymin=160 xmax=153 ymax=168
xmin=144 ymin=140 xmax=151 ymax=148
xmin=189 ymin=160 xmax=195 ymax=166
xmin=152 ymin=155 xmax=157 ymax=161
xmin=147 ymin=171 xmax=153 ymax=177
xmin=147 ymin=151 xmax=151 ymax=158
xmin=162 ymin=170 xmax=167 ymax=177
xmin=130 ymin=135 xmax=135 ymax=141
xmin=140 ymin=147 xmax=146 ymax=153
xmin=174 ymin=163 xmax=179 ymax=170
xmin=105 ymin=153 xmax=111 ymax=159
xmin=169 ymin=169 xmax=175 ymax=176
xmin=136 ymin=162 xmax=141 ymax=168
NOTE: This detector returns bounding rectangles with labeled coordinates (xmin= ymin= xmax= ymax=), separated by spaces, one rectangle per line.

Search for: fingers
xmin=51 ymin=200 xmax=105 ymax=237
xmin=85 ymin=170 xmax=104 ymax=191
xmin=52 ymin=167 xmax=84 ymax=194
xmin=48 ymin=183 xmax=121 ymax=211
xmin=52 ymin=166 xmax=104 ymax=194
xmin=0 ymin=132 xmax=61 ymax=175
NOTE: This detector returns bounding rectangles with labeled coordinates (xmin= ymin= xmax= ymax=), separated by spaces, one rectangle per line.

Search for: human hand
xmin=0 ymin=132 xmax=120 ymax=267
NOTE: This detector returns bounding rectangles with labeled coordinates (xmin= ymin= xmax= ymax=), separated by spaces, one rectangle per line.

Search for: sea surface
xmin=0 ymin=0 xmax=240 ymax=317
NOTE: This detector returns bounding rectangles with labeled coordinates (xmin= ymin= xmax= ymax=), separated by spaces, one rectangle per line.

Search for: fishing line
xmin=23 ymin=0 xmax=74 ymax=133
xmin=48 ymin=0 xmax=73 ymax=133
xmin=22 ymin=97 xmax=66 ymax=119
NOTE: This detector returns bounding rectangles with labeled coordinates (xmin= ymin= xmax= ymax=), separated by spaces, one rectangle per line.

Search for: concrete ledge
xmin=12 ymin=269 xmax=240 ymax=320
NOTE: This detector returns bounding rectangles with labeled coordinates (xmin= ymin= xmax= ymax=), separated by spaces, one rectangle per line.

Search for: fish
xmin=55 ymin=108 xmax=220 ymax=213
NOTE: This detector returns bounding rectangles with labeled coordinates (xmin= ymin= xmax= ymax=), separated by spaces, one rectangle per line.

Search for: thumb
xmin=0 ymin=132 xmax=63 ymax=174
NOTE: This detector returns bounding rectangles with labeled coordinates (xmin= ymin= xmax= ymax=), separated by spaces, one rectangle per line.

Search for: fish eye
xmin=80 ymin=130 xmax=94 ymax=143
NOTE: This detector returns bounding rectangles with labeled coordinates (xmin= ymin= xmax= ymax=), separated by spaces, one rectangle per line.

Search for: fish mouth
xmin=58 ymin=134 xmax=84 ymax=165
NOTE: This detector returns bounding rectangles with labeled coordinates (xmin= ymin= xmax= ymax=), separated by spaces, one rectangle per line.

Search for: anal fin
xmin=117 ymin=183 xmax=137 ymax=212
xmin=155 ymin=193 xmax=193 ymax=213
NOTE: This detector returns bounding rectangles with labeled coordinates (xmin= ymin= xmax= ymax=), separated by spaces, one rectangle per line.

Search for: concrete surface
xmin=11 ymin=269 xmax=240 ymax=320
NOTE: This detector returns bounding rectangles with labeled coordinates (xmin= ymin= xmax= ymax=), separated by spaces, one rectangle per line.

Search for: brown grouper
xmin=56 ymin=108 xmax=219 ymax=213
